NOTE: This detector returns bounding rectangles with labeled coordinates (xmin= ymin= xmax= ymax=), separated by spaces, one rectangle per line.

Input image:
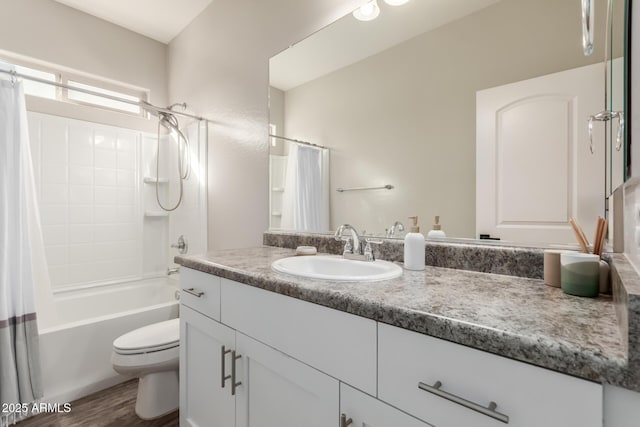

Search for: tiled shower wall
xmin=28 ymin=112 xmax=162 ymax=288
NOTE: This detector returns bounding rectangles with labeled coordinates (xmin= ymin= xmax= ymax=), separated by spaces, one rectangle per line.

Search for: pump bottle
xmin=404 ymin=216 xmax=425 ymax=271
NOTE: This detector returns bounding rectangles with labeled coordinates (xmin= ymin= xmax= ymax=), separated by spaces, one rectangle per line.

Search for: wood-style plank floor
xmin=16 ymin=380 xmax=178 ymax=427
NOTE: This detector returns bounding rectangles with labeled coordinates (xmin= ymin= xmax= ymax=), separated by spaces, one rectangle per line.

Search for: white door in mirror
xmin=476 ymin=62 xmax=608 ymax=244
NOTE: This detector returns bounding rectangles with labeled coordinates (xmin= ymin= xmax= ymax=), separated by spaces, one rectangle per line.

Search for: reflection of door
xmin=476 ymin=63 xmax=604 ymax=244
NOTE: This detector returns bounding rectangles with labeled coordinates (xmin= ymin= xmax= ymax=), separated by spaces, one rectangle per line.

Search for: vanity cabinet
xmin=180 ymin=267 xmax=605 ymax=427
xmin=180 ymin=306 xmax=235 ymax=427
xmin=235 ymin=332 xmax=338 ymax=427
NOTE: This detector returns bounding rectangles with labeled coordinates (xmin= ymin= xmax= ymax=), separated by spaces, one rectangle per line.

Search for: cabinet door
xmin=235 ymin=332 xmax=339 ymax=427
xmin=180 ymin=306 xmax=236 ymax=427
xmin=340 ymin=384 xmax=433 ymax=427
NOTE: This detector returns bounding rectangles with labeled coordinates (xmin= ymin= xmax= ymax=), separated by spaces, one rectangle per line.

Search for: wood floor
xmin=16 ymin=380 xmax=178 ymax=427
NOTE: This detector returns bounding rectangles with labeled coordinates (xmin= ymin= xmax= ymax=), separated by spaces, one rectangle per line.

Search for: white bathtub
xmin=38 ymin=277 xmax=179 ymax=404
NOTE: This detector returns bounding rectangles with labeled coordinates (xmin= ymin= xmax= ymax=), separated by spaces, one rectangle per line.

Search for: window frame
xmin=0 ymin=54 xmax=149 ymax=117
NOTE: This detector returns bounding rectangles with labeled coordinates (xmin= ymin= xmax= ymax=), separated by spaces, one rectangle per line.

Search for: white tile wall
xmin=28 ymin=112 xmax=206 ymax=289
xmin=29 ymin=112 xmax=147 ymax=288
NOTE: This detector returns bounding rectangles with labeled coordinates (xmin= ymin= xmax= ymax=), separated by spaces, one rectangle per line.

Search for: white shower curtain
xmin=0 ymin=74 xmax=44 ymax=426
xmin=281 ymin=143 xmax=330 ymax=232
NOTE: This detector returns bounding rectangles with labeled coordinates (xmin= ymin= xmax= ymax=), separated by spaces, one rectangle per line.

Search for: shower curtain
xmin=0 ymin=76 xmax=44 ymax=426
xmin=281 ymin=143 xmax=330 ymax=232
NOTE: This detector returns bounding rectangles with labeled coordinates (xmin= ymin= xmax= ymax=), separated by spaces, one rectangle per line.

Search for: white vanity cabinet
xmin=180 ymin=267 xmax=606 ymax=427
xmin=235 ymin=332 xmax=339 ymax=427
xmin=180 ymin=306 xmax=235 ymax=427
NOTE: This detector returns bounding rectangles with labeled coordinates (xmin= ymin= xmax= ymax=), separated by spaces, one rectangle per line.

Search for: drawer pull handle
xmin=340 ymin=413 xmax=353 ymax=427
xmin=418 ymin=381 xmax=509 ymax=424
xmin=183 ymin=288 xmax=205 ymax=298
xmin=220 ymin=346 xmax=231 ymax=388
xmin=231 ymin=350 xmax=242 ymax=396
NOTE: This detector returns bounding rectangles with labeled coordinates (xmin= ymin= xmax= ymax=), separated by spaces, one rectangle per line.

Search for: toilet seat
xmin=113 ymin=318 xmax=179 ymax=355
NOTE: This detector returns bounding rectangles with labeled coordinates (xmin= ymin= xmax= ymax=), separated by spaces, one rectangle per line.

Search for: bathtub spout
xmin=167 ymin=267 xmax=180 ymax=276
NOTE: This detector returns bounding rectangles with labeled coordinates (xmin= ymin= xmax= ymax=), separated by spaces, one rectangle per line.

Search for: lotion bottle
xmin=427 ymin=216 xmax=446 ymax=239
xmin=404 ymin=216 xmax=425 ymax=271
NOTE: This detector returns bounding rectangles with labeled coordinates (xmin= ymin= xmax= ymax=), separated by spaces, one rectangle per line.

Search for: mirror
xmin=269 ymin=0 xmax=628 ymax=245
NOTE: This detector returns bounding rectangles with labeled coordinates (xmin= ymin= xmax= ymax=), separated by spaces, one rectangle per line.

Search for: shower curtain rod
xmin=269 ymin=134 xmax=327 ymax=149
xmin=0 ymin=68 xmax=206 ymax=122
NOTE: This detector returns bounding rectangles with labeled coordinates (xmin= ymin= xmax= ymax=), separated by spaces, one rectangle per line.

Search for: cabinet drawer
xmin=378 ymin=323 xmax=602 ymax=427
xmin=180 ymin=268 xmax=221 ymax=321
xmin=221 ymin=278 xmax=377 ymax=395
xmin=341 ymin=383 xmax=432 ymax=427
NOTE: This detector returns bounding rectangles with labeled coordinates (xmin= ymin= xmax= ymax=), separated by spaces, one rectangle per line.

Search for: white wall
xmin=167 ymin=0 xmax=363 ymax=250
xmin=0 ymin=0 xmax=167 ymax=107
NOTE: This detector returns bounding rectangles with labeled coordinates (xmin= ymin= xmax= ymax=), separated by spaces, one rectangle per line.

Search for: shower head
xmin=168 ymin=102 xmax=187 ymax=111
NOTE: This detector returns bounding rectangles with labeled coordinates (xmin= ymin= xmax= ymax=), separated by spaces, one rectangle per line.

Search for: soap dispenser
xmin=427 ymin=216 xmax=446 ymax=239
xmin=404 ymin=216 xmax=425 ymax=271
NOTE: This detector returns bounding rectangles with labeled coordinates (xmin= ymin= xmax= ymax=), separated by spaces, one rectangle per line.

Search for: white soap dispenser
xmin=427 ymin=216 xmax=446 ymax=239
xmin=404 ymin=216 xmax=425 ymax=271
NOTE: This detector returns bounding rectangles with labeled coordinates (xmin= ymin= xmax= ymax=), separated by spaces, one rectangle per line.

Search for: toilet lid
xmin=114 ymin=318 xmax=179 ymax=353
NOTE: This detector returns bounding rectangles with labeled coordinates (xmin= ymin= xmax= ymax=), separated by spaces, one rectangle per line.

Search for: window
xmin=0 ymin=56 xmax=148 ymax=116
xmin=13 ymin=64 xmax=57 ymax=99
xmin=66 ymin=81 xmax=141 ymax=114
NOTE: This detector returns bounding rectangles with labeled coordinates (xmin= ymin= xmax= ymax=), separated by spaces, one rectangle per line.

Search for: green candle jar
xmin=560 ymin=253 xmax=600 ymax=297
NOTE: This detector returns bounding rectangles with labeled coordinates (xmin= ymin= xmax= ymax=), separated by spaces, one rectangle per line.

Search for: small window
xmin=14 ymin=65 xmax=57 ymax=100
xmin=67 ymin=81 xmax=141 ymax=114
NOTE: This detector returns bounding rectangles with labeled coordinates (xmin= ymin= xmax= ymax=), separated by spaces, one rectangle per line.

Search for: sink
xmin=271 ymin=255 xmax=403 ymax=282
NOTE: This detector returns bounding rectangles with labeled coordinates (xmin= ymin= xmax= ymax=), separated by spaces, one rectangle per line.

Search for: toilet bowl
xmin=111 ymin=318 xmax=180 ymax=420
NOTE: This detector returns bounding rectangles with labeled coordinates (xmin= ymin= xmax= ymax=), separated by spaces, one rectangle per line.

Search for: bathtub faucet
xmin=167 ymin=267 xmax=180 ymax=276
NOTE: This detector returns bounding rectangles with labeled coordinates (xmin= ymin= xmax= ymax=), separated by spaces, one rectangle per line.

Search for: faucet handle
xmin=364 ymin=238 xmax=383 ymax=261
xmin=341 ymin=237 xmax=354 ymax=255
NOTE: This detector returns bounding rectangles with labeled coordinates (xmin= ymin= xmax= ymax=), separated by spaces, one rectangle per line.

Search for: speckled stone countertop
xmin=176 ymin=247 xmax=639 ymax=391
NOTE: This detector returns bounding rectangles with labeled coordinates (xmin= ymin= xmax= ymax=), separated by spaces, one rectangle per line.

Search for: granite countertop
xmin=176 ymin=246 xmax=635 ymax=390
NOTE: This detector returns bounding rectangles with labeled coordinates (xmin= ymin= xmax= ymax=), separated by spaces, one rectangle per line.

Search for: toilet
xmin=111 ymin=318 xmax=180 ymax=420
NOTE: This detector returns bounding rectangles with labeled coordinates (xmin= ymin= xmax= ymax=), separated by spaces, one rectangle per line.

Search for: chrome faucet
xmin=334 ymin=224 xmax=383 ymax=261
xmin=335 ymin=224 xmax=361 ymax=256
xmin=167 ymin=267 xmax=180 ymax=276
xmin=385 ymin=221 xmax=405 ymax=238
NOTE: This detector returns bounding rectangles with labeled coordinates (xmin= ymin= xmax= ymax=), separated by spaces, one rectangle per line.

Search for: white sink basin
xmin=271 ymin=255 xmax=403 ymax=282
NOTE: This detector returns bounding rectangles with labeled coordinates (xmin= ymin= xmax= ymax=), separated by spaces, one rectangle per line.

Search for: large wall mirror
xmin=268 ymin=0 xmax=629 ymax=245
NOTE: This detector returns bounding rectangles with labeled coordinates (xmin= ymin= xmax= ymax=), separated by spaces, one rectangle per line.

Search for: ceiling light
xmin=384 ymin=0 xmax=410 ymax=5
xmin=353 ymin=0 xmax=380 ymax=21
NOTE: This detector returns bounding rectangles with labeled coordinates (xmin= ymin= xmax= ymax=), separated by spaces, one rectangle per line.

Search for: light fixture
xmin=384 ymin=0 xmax=410 ymax=5
xmin=353 ymin=0 xmax=381 ymax=21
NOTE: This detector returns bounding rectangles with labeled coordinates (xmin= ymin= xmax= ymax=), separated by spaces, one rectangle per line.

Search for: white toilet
xmin=111 ymin=318 xmax=180 ymax=420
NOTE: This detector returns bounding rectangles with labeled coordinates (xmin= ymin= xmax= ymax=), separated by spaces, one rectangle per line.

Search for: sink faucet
xmin=385 ymin=221 xmax=405 ymax=238
xmin=335 ymin=224 xmax=361 ymax=256
xmin=335 ymin=224 xmax=383 ymax=261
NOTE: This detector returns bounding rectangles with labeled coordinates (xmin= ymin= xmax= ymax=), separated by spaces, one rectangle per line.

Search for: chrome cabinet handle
xmin=220 ymin=346 xmax=231 ymax=388
xmin=616 ymin=111 xmax=625 ymax=151
xmin=183 ymin=288 xmax=204 ymax=298
xmin=340 ymin=413 xmax=353 ymax=427
xmin=231 ymin=350 xmax=242 ymax=396
xmin=588 ymin=110 xmax=624 ymax=154
xmin=582 ymin=0 xmax=594 ymax=56
xmin=418 ymin=381 xmax=509 ymax=424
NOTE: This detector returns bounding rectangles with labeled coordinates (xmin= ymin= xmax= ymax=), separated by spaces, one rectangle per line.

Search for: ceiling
xmin=53 ymin=0 xmax=213 ymax=44
xmin=270 ymin=0 xmax=500 ymax=91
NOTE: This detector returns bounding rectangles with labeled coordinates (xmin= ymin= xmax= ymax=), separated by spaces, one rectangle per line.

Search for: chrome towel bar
xmin=336 ymin=184 xmax=394 ymax=192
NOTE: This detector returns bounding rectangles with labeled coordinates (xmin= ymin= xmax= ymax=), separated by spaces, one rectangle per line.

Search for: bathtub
xmin=38 ymin=277 xmax=179 ymax=404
